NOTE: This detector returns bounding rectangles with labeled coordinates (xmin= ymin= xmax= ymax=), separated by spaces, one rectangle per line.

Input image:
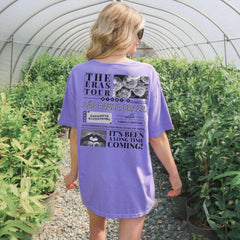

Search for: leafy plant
xmin=0 ymin=98 xmax=64 ymax=194
xmin=0 ymin=174 xmax=48 ymax=240
xmin=0 ymin=84 xmax=65 ymax=239
xmin=21 ymin=52 xmax=86 ymax=83
xmin=139 ymin=57 xmax=240 ymax=239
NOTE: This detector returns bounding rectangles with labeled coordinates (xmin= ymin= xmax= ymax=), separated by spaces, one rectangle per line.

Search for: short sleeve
xmin=58 ymin=72 xmax=77 ymax=129
xmin=148 ymin=70 xmax=173 ymax=137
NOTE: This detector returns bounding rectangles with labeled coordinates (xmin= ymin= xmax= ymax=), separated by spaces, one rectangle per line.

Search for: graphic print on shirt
xmin=113 ymin=75 xmax=149 ymax=99
xmin=80 ymin=129 xmax=106 ymax=147
xmin=81 ymin=72 xmax=149 ymax=150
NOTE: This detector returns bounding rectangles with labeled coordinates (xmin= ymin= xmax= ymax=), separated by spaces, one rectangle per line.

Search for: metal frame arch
xmin=138 ymin=35 xmax=170 ymax=58
xmin=144 ymin=31 xmax=180 ymax=58
xmin=141 ymin=39 xmax=162 ymax=58
xmin=125 ymin=0 xmax=212 ymax=59
xmin=71 ymin=29 xmax=171 ymax=58
xmin=175 ymin=0 xmax=240 ymax=59
xmin=59 ymin=31 xmax=90 ymax=56
xmin=65 ymin=33 xmax=91 ymax=56
xmin=65 ymin=24 xmax=170 ymax=58
xmin=145 ymin=13 xmax=208 ymax=59
xmin=79 ymin=41 xmax=91 ymax=55
xmin=71 ymin=37 xmax=90 ymax=55
xmin=36 ymin=12 xmax=98 ymax=54
xmin=26 ymin=21 xmax=93 ymax=62
xmin=221 ymin=0 xmax=240 ymax=15
xmin=46 ymin=4 xmax=200 ymax=61
xmin=53 ymin=20 xmax=185 ymax=59
xmin=139 ymin=40 xmax=162 ymax=57
xmin=0 ymin=0 xmax=67 ymax=55
xmin=41 ymin=19 xmax=189 ymax=60
xmin=12 ymin=0 xmax=109 ymax=74
xmin=47 ymin=21 xmax=94 ymax=54
xmin=144 ymin=37 xmax=170 ymax=58
xmin=146 ymin=25 xmax=188 ymax=59
xmin=57 ymin=18 xmax=182 ymax=56
xmin=144 ymin=33 xmax=179 ymax=58
xmin=0 ymin=0 xmax=18 ymax=14
xmin=143 ymin=12 xmax=206 ymax=60
xmin=51 ymin=25 xmax=92 ymax=56
xmin=146 ymin=21 xmax=194 ymax=59
xmin=73 ymin=36 xmax=164 ymax=58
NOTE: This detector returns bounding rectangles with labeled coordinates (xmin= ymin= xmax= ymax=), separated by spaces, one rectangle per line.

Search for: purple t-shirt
xmin=58 ymin=59 xmax=173 ymax=219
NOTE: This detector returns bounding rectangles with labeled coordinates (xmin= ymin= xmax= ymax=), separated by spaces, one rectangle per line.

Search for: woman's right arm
xmin=64 ymin=127 xmax=78 ymax=190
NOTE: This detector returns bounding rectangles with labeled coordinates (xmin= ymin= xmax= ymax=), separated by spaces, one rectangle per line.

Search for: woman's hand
xmin=167 ymin=174 xmax=182 ymax=197
xmin=64 ymin=172 xmax=78 ymax=190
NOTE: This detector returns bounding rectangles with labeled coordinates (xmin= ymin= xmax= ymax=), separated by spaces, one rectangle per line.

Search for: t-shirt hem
xmin=82 ymin=201 xmax=155 ymax=219
xmin=58 ymin=120 xmax=77 ymax=129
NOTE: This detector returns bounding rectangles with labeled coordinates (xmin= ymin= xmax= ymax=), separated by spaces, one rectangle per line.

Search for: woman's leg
xmin=118 ymin=215 xmax=146 ymax=240
xmin=87 ymin=209 xmax=107 ymax=240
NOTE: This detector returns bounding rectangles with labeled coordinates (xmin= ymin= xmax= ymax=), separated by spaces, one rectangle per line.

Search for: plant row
xmin=142 ymin=57 xmax=240 ymax=240
xmin=0 ymin=53 xmax=86 ymax=239
xmin=1 ymin=53 xmax=239 ymax=239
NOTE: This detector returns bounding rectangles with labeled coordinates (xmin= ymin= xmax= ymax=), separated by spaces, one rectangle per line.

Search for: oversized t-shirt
xmin=58 ymin=59 xmax=173 ymax=219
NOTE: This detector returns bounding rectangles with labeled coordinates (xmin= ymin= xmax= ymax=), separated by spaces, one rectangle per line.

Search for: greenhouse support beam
xmin=126 ymin=0 xmax=211 ymax=60
xmin=51 ymin=23 xmax=95 ymax=56
xmin=62 ymin=31 xmax=90 ymax=56
xmin=146 ymin=35 xmax=180 ymax=57
xmin=221 ymin=0 xmax=240 ymax=15
xmin=176 ymin=0 xmax=240 ymax=60
xmin=36 ymin=12 xmax=98 ymax=57
xmin=71 ymin=28 xmax=171 ymax=58
xmin=224 ymin=34 xmax=228 ymax=66
xmin=11 ymin=0 xmax=109 ymax=76
xmin=0 ymin=0 xmax=67 ymax=56
xmin=146 ymin=24 xmax=188 ymax=59
xmin=0 ymin=0 xmax=18 ymax=14
xmin=48 ymin=22 xmax=94 ymax=55
xmin=10 ymin=35 xmax=14 ymax=88
xmin=145 ymin=35 xmax=172 ymax=58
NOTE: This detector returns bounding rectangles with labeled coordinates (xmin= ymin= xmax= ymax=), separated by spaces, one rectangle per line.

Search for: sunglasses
xmin=137 ymin=28 xmax=144 ymax=40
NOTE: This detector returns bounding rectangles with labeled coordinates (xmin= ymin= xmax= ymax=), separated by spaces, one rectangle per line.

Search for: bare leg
xmin=118 ymin=215 xmax=146 ymax=240
xmin=87 ymin=209 xmax=107 ymax=240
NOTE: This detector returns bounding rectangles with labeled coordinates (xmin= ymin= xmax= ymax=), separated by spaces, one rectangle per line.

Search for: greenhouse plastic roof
xmin=0 ymin=0 xmax=240 ymax=88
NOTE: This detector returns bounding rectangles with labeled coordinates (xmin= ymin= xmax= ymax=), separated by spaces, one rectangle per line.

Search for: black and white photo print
xmin=80 ymin=129 xmax=107 ymax=147
xmin=113 ymin=75 xmax=149 ymax=99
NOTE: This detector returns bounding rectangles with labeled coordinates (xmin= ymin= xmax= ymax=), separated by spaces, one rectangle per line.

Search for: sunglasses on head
xmin=137 ymin=28 xmax=144 ymax=40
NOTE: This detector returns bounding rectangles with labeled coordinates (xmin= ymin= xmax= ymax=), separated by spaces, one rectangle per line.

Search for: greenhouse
xmin=0 ymin=1 xmax=239 ymax=240
xmin=1 ymin=0 xmax=240 ymax=87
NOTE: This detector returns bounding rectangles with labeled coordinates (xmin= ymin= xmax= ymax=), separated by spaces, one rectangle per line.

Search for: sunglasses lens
xmin=137 ymin=29 xmax=144 ymax=40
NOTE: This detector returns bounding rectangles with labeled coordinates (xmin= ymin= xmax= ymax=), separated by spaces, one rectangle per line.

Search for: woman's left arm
xmin=149 ymin=132 xmax=182 ymax=197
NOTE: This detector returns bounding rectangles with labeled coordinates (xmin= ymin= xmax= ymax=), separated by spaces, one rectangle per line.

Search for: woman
xmin=59 ymin=2 xmax=182 ymax=240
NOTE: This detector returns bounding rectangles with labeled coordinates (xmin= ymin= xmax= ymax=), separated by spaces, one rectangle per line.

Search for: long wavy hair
xmin=86 ymin=2 xmax=144 ymax=60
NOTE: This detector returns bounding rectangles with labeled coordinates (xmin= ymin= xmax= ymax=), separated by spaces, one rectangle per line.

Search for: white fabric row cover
xmin=0 ymin=0 xmax=240 ymax=88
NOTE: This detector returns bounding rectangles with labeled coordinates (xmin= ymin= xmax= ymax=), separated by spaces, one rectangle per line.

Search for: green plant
xmin=21 ymin=52 xmax=86 ymax=83
xmin=5 ymin=77 xmax=66 ymax=127
xmin=0 ymin=53 xmax=85 ymax=239
xmin=0 ymin=174 xmax=49 ymax=240
xmin=0 ymin=92 xmax=26 ymax=139
xmin=0 ymin=110 xmax=64 ymax=195
xmin=0 ymin=89 xmax=65 ymax=239
xmin=139 ymin=57 xmax=240 ymax=239
xmin=193 ymin=114 xmax=240 ymax=240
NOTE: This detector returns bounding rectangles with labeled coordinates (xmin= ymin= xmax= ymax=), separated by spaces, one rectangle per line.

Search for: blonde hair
xmin=86 ymin=2 xmax=144 ymax=60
